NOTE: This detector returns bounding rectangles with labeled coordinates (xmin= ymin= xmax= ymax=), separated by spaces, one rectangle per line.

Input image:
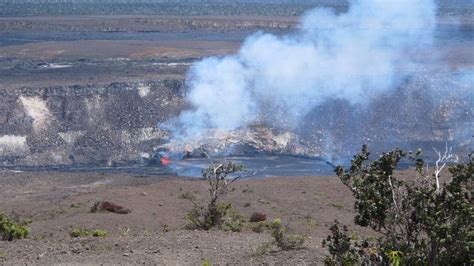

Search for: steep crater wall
xmin=0 ymin=80 xmax=185 ymax=166
xmin=0 ymin=73 xmax=470 ymax=167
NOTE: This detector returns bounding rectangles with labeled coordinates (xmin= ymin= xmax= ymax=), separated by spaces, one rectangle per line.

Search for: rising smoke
xmin=164 ymin=0 xmax=470 ymax=157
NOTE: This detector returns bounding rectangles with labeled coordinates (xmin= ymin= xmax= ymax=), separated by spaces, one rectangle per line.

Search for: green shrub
xmin=92 ymin=229 xmax=108 ymax=237
xmin=70 ymin=228 xmax=108 ymax=238
xmin=187 ymin=202 xmax=231 ymax=230
xmin=0 ymin=213 xmax=30 ymax=241
xmin=185 ymin=160 xmax=244 ymax=230
xmin=70 ymin=228 xmax=90 ymax=238
xmin=222 ymin=208 xmax=246 ymax=232
xmin=268 ymin=219 xmax=305 ymax=250
xmin=201 ymin=259 xmax=212 ymax=266
xmin=250 ymin=221 xmax=269 ymax=233
xmin=322 ymin=220 xmax=380 ymax=265
xmin=90 ymin=201 xmax=101 ymax=213
xmin=254 ymin=219 xmax=305 ymax=255
xmin=327 ymin=145 xmax=473 ymax=265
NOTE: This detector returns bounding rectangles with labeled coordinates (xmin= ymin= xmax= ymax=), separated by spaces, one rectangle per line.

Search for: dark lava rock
xmin=94 ymin=201 xmax=131 ymax=214
xmin=249 ymin=212 xmax=267 ymax=223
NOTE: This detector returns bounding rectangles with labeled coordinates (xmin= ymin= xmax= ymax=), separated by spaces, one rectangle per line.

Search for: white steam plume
xmin=168 ymin=0 xmax=437 ymax=145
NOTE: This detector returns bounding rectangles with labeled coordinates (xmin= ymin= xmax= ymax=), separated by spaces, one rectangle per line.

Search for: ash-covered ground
xmin=0 ymin=1 xmax=472 ymax=174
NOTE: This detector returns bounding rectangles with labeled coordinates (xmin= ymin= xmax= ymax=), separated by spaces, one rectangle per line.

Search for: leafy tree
xmin=325 ymin=145 xmax=473 ymax=265
xmin=186 ymin=157 xmax=244 ymax=230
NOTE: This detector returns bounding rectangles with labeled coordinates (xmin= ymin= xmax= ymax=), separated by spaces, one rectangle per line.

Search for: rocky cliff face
xmin=0 ymin=74 xmax=470 ymax=167
xmin=0 ymin=80 xmax=185 ymax=166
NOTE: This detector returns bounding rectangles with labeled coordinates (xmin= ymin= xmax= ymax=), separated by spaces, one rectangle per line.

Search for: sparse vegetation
xmin=201 ymin=259 xmax=212 ymax=266
xmin=179 ymin=191 xmax=196 ymax=201
xmin=92 ymin=229 xmax=108 ymax=237
xmin=322 ymin=220 xmax=380 ymax=265
xmin=306 ymin=217 xmax=318 ymax=228
xmin=70 ymin=203 xmax=82 ymax=208
xmin=33 ymin=234 xmax=45 ymax=241
xmin=161 ymin=223 xmax=170 ymax=233
xmin=69 ymin=228 xmax=91 ymax=238
xmin=119 ymin=227 xmax=131 ymax=236
xmin=0 ymin=251 xmax=7 ymax=260
xmin=221 ymin=208 xmax=246 ymax=232
xmin=254 ymin=218 xmax=305 ymax=255
xmin=70 ymin=228 xmax=108 ymax=238
xmin=90 ymin=201 xmax=102 ymax=213
xmin=269 ymin=219 xmax=305 ymax=250
xmin=325 ymin=145 xmax=473 ymax=265
xmin=0 ymin=213 xmax=30 ymax=241
xmin=143 ymin=229 xmax=153 ymax=236
xmin=185 ymin=159 xmax=244 ymax=230
xmin=327 ymin=202 xmax=344 ymax=210
xmin=250 ymin=221 xmax=269 ymax=233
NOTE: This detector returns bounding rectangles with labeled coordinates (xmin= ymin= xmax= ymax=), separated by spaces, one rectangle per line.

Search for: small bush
xmin=0 ymin=251 xmax=7 ymax=260
xmin=322 ymin=220 xmax=380 ymax=265
xmin=221 ymin=209 xmax=246 ymax=232
xmin=69 ymin=228 xmax=90 ymax=238
xmin=90 ymin=201 xmax=101 ymax=213
xmin=269 ymin=219 xmax=305 ymax=250
xmin=33 ymin=234 xmax=44 ymax=241
xmin=119 ymin=227 xmax=131 ymax=236
xmin=185 ymin=160 xmax=244 ymax=230
xmin=222 ymin=219 xmax=244 ymax=232
xmin=201 ymin=259 xmax=212 ymax=266
xmin=187 ymin=203 xmax=231 ymax=230
xmin=179 ymin=191 xmax=196 ymax=201
xmin=161 ymin=223 xmax=170 ymax=233
xmin=92 ymin=229 xmax=108 ymax=237
xmin=250 ymin=221 xmax=269 ymax=233
xmin=70 ymin=228 xmax=108 ymax=238
xmin=0 ymin=213 xmax=30 ymax=241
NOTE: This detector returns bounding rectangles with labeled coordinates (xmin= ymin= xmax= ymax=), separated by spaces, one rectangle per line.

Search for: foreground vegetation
xmin=183 ymin=156 xmax=305 ymax=251
xmin=0 ymin=213 xmax=29 ymax=241
xmin=324 ymin=146 xmax=473 ymax=265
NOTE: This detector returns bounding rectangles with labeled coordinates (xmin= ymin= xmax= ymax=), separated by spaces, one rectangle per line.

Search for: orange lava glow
xmin=160 ymin=157 xmax=171 ymax=166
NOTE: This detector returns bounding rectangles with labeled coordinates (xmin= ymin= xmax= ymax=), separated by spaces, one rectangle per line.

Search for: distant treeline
xmin=0 ymin=0 xmax=470 ymax=17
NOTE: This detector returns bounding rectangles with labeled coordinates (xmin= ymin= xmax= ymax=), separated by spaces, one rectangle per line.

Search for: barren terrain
xmin=0 ymin=169 xmax=378 ymax=265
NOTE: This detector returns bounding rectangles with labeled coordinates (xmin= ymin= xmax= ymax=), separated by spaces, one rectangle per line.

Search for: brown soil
xmin=0 ymin=169 xmax=380 ymax=265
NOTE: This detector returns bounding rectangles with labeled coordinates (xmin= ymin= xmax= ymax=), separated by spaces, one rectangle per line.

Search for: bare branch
xmin=432 ymin=143 xmax=457 ymax=192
